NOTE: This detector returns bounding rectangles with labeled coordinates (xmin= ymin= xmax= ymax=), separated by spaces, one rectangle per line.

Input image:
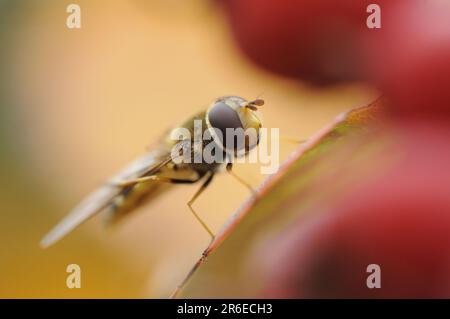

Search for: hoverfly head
xmin=206 ymin=96 xmax=263 ymax=156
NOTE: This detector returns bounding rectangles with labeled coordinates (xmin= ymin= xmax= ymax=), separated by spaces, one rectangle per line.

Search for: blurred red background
xmin=217 ymin=0 xmax=450 ymax=298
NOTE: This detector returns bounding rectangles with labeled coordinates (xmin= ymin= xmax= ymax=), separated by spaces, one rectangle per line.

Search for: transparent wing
xmin=40 ymin=149 xmax=173 ymax=248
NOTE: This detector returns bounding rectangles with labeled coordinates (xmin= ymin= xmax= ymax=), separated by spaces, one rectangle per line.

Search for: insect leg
xmin=113 ymin=174 xmax=200 ymax=188
xmin=113 ymin=172 xmax=215 ymax=239
xmin=113 ymin=175 xmax=162 ymax=188
xmin=187 ymin=172 xmax=215 ymax=240
xmin=226 ymin=163 xmax=256 ymax=194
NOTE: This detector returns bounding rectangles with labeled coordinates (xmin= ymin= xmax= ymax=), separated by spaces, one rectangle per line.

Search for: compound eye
xmin=208 ymin=101 xmax=244 ymax=147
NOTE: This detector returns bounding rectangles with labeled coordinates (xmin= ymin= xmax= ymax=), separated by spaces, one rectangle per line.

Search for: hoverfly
xmin=40 ymin=96 xmax=264 ymax=248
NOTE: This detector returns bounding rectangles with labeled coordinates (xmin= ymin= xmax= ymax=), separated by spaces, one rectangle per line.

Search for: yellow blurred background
xmin=0 ymin=0 xmax=375 ymax=298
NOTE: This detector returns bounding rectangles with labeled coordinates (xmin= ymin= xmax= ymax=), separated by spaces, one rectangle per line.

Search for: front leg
xmin=112 ymin=172 xmax=201 ymax=188
xmin=226 ymin=163 xmax=256 ymax=195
